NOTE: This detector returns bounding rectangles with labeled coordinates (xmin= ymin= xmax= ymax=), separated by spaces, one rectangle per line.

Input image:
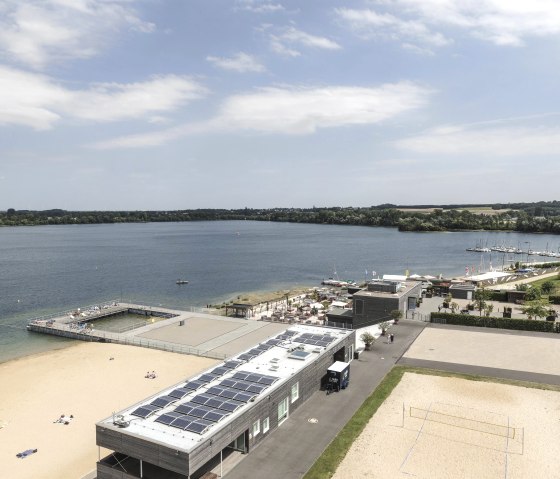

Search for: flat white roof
xmin=469 ymin=271 xmax=511 ymax=281
xmin=98 ymin=324 xmax=352 ymax=452
xmin=328 ymin=361 xmax=349 ymax=373
xmin=382 ymin=274 xmax=408 ymax=281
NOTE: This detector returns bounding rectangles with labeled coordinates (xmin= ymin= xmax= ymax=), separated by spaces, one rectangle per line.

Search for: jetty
xmin=26 ymin=301 xmax=228 ymax=360
xmin=26 ymin=301 xmax=298 ymax=360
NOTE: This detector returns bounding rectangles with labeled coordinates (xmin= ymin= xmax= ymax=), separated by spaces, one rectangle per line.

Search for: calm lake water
xmin=1 ymin=221 xmax=559 ymax=362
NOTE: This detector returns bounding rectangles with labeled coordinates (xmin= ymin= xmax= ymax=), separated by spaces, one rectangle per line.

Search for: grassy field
xmin=397 ymin=207 xmax=514 ymax=216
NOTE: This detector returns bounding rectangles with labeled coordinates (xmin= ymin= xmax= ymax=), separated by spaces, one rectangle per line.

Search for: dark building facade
xmin=326 ymin=280 xmax=422 ymax=329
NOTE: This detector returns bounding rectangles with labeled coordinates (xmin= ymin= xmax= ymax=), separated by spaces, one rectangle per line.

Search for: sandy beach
xmin=333 ymin=372 xmax=560 ymax=479
xmin=0 ymin=342 xmax=217 ymax=479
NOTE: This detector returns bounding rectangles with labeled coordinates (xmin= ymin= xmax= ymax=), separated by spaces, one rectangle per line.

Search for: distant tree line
xmin=2 ymin=201 xmax=560 ymax=234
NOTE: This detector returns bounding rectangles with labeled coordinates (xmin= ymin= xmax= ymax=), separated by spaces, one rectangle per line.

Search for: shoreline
xmin=0 ymin=342 xmax=217 ymax=479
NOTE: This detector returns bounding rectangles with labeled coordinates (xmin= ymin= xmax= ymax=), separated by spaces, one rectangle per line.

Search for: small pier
xmin=27 ymin=301 xmax=226 ymax=360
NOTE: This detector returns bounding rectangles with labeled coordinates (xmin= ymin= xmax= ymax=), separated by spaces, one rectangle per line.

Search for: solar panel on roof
xmin=206 ymin=386 xmax=227 ymax=396
xmin=232 ymin=371 xmax=279 ymax=385
xmin=186 ymin=422 xmax=211 ymax=434
xmin=190 ymin=393 xmax=243 ymax=413
xmin=256 ymin=343 xmax=272 ymax=351
xmin=211 ymin=366 xmax=229 ymax=376
xmin=131 ymin=404 xmax=160 ymax=419
xmin=197 ymin=373 xmax=219 ymax=383
xmin=293 ymin=333 xmax=336 ymax=345
xmin=190 ymin=393 xmax=212 ymax=406
xmin=150 ymin=395 xmax=177 ymax=408
xmin=175 ymin=403 xmax=196 ymax=416
xmin=220 ymin=378 xmax=267 ymax=394
xmin=155 ymin=411 xmax=184 ymax=425
xmin=266 ymin=339 xmax=281 ymax=346
xmin=223 ymin=360 xmax=243 ymax=369
xmin=283 ymin=330 xmax=298 ymax=336
xmin=169 ymin=416 xmax=192 ymax=430
xmin=210 ymin=385 xmax=254 ymax=401
xmin=237 ymin=353 xmax=256 ymax=361
xmin=247 ymin=348 xmax=263 ymax=356
xmin=184 ymin=380 xmax=206 ymax=391
xmin=205 ymin=410 xmax=228 ymax=422
xmin=169 ymin=387 xmax=190 ymax=399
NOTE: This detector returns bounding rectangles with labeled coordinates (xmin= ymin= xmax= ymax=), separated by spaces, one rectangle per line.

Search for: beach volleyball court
xmin=332 ymin=372 xmax=560 ymax=479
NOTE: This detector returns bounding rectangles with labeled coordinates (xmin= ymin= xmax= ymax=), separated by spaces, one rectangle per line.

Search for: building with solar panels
xmin=95 ymin=324 xmax=355 ymax=479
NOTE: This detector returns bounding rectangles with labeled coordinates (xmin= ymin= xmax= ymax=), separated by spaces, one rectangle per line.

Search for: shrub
xmin=430 ymin=312 xmax=560 ymax=333
xmin=489 ymin=290 xmax=507 ymax=301
xmin=541 ymin=281 xmax=555 ymax=295
xmin=549 ymin=295 xmax=560 ymax=304
xmin=360 ymin=331 xmax=376 ymax=345
xmin=524 ymin=286 xmax=542 ymax=301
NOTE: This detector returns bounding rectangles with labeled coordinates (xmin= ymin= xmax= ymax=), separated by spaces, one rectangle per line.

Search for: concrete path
xmin=397 ymin=357 xmax=560 ymax=386
xmin=224 ymin=320 xmax=427 ymax=479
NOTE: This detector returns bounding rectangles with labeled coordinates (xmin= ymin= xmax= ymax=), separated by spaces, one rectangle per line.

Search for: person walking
xmin=390 ymin=334 xmax=394 ymax=343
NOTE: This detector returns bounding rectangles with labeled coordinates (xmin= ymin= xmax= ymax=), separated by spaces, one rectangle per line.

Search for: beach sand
xmin=0 ymin=342 xmax=218 ymax=479
xmin=332 ymin=372 xmax=560 ymax=479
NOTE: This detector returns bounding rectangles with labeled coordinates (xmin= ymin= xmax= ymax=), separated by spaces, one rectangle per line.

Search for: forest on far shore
xmin=2 ymin=201 xmax=560 ymax=234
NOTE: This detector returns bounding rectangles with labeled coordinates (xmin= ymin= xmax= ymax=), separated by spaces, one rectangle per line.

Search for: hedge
xmin=549 ymin=295 xmax=560 ymax=305
xmin=431 ymin=312 xmax=560 ymax=333
xmin=489 ymin=290 xmax=508 ymax=301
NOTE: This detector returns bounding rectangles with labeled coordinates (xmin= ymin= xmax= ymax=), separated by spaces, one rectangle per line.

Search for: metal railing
xmin=27 ymin=322 xmax=227 ymax=360
xmin=26 ymin=299 xmax=121 ymax=324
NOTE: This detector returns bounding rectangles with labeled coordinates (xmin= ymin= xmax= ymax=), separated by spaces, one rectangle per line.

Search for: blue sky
xmin=2 ymin=0 xmax=560 ymax=210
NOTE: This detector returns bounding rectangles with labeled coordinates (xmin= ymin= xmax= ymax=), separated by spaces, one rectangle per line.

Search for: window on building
xmin=278 ymin=396 xmax=289 ymax=424
xmin=263 ymin=417 xmax=270 ymax=433
xmin=355 ymin=299 xmax=364 ymax=315
xmin=291 ymin=382 xmax=299 ymax=403
xmin=252 ymin=419 xmax=260 ymax=437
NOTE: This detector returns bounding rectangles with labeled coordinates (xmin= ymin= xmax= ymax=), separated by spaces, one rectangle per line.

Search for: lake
xmin=1 ymin=220 xmax=558 ymax=362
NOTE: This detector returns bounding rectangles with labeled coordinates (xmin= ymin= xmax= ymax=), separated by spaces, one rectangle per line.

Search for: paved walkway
xmin=224 ymin=320 xmax=427 ymax=479
xmin=400 ymin=322 xmax=560 ymax=385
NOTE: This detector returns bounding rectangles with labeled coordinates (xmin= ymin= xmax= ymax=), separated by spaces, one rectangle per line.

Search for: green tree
xmin=524 ymin=286 xmax=542 ymax=301
xmin=360 ymin=332 xmax=376 ymax=350
xmin=521 ymin=299 xmax=549 ymax=320
xmin=390 ymin=309 xmax=403 ymax=323
xmin=474 ymin=287 xmax=491 ymax=316
xmin=541 ymin=281 xmax=555 ymax=295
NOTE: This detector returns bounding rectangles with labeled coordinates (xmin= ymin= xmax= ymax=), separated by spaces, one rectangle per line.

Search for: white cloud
xmin=206 ymin=52 xmax=265 ymax=73
xmin=396 ymin=123 xmax=560 ymax=156
xmin=215 ymin=82 xmax=427 ymax=134
xmin=236 ymin=1 xmax=285 ymax=14
xmin=0 ymin=66 xmax=206 ymax=129
xmin=270 ymin=35 xmax=301 ymax=57
xmin=0 ymin=0 xmax=154 ymax=69
xmin=336 ymin=8 xmax=450 ymax=51
xmin=269 ymin=26 xmax=341 ymax=56
xmin=338 ymin=1 xmax=560 ymax=48
xmin=280 ymin=27 xmax=341 ymax=50
xmin=63 ymin=76 xmax=207 ymax=123
xmin=92 ymin=81 xmax=432 ymax=148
